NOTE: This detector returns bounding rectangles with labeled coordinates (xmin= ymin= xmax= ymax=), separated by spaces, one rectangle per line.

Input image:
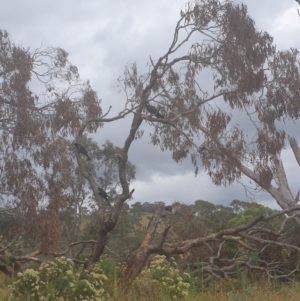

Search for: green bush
xmin=134 ymin=255 xmax=190 ymax=299
xmin=9 ymin=257 xmax=107 ymax=301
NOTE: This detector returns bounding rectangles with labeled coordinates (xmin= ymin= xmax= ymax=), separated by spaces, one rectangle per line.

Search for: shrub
xmin=9 ymin=257 xmax=107 ymax=301
xmin=134 ymin=255 xmax=190 ymax=299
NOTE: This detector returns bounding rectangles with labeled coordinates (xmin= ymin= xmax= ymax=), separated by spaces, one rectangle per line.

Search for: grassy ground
xmin=124 ymin=280 xmax=300 ymax=301
xmin=0 ymin=258 xmax=300 ymax=301
xmin=1 ymin=267 xmax=300 ymax=301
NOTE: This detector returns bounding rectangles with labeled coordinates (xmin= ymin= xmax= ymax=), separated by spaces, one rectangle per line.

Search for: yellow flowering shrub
xmin=135 ymin=255 xmax=190 ymax=299
xmin=10 ymin=257 xmax=107 ymax=301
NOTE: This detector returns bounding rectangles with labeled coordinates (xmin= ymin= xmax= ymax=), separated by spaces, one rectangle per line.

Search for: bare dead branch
xmin=0 ymin=236 xmax=22 ymax=253
xmin=50 ymin=240 xmax=97 ymax=257
xmin=158 ymin=224 xmax=172 ymax=248
xmin=102 ymin=105 xmax=112 ymax=118
xmin=105 ymin=245 xmax=124 ymax=260
xmin=0 ymin=207 xmax=17 ymax=214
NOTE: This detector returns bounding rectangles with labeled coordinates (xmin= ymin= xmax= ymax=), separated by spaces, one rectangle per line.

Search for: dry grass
xmin=0 ymin=274 xmax=11 ymax=300
xmin=122 ymin=278 xmax=300 ymax=301
xmin=1 ymin=267 xmax=300 ymax=301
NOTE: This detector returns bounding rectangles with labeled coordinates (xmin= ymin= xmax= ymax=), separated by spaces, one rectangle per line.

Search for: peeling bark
xmin=118 ymin=203 xmax=169 ymax=288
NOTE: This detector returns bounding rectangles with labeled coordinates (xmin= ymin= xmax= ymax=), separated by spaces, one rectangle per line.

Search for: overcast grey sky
xmin=1 ymin=0 xmax=300 ymax=208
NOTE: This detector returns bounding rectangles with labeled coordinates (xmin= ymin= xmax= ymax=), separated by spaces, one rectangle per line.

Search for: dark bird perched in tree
xmin=155 ymin=112 xmax=164 ymax=119
xmin=146 ymin=103 xmax=164 ymax=118
xmin=164 ymin=205 xmax=172 ymax=212
xmin=98 ymin=187 xmax=109 ymax=200
xmin=146 ymin=103 xmax=158 ymax=115
xmin=74 ymin=143 xmax=91 ymax=160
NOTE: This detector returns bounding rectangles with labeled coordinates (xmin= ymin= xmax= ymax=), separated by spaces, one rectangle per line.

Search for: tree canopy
xmin=1 ymin=0 xmax=300 ymax=289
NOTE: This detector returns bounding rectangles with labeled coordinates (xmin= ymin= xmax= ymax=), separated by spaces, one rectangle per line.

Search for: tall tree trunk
xmin=118 ymin=203 xmax=168 ymax=289
xmin=83 ymin=229 xmax=108 ymax=271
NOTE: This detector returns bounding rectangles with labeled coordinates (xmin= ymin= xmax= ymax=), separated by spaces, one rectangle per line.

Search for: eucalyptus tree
xmin=59 ymin=138 xmax=136 ymax=257
xmin=73 ymin=0 xmax=300 ymax=276
xmin=0 ymin=29 xmax=132 ymax=273
xmin=114 ymin=0 xmax=300 ymax=286
xmin=119 ymin=0 xmax=300 ymax=217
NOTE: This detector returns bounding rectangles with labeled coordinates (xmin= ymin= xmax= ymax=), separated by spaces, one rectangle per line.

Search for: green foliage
xmin=230 ymin=200 xmax=251 ymax=214
xmin=97 ymin=256 xmax=125 ymax=294
xmin=134 ymin=255 xmax=190 ymax=299
xmin=9 ymin=257 xmax=107 ymax=301
xmin=251 ymin=248 xmax=259 ymax=267
xmin=0 ymin=210 xmax=21 ymax=242
xmin=130 ymin=202 xmax=157 ymax=214
xmin=228 ymin=202 xmax=277 ymax=227
xmin=107 ymin=205 xmax=144 ymax=259
xmin=3 ymin=259 xmax=300 ymax=301
xmin=190 ymin=200 xmax=235 ymax=232
xmin=192 ymin=200 xmax=216 ymax=217
xmin=94 ymin=139 xmax=136 ymax=191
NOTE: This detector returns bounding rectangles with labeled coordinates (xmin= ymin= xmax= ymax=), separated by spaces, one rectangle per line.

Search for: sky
xmin=1 ymin=0 xmax=300 ymax=209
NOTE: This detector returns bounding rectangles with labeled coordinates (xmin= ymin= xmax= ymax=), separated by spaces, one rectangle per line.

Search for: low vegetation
xmin=1 ymin=254 xmax=300 ymax=300
xmin=1 ymin=200 xmax=300 ymax=300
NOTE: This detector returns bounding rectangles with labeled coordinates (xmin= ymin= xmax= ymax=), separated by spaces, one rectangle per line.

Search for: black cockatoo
xmin=74 ymin=143 xmax=91 ymax=160
xmin=155 ymin=112 xmax=164 ymax=119
xmin=164 ymin=205 xmax=172 ymax=212
xmin=146 ymin=104 xmax=158 ymax=115
xmin=98 ymin=187 xmax=109 ymax=201
xmin=146 ymin=103 xmax=164 ymax=118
